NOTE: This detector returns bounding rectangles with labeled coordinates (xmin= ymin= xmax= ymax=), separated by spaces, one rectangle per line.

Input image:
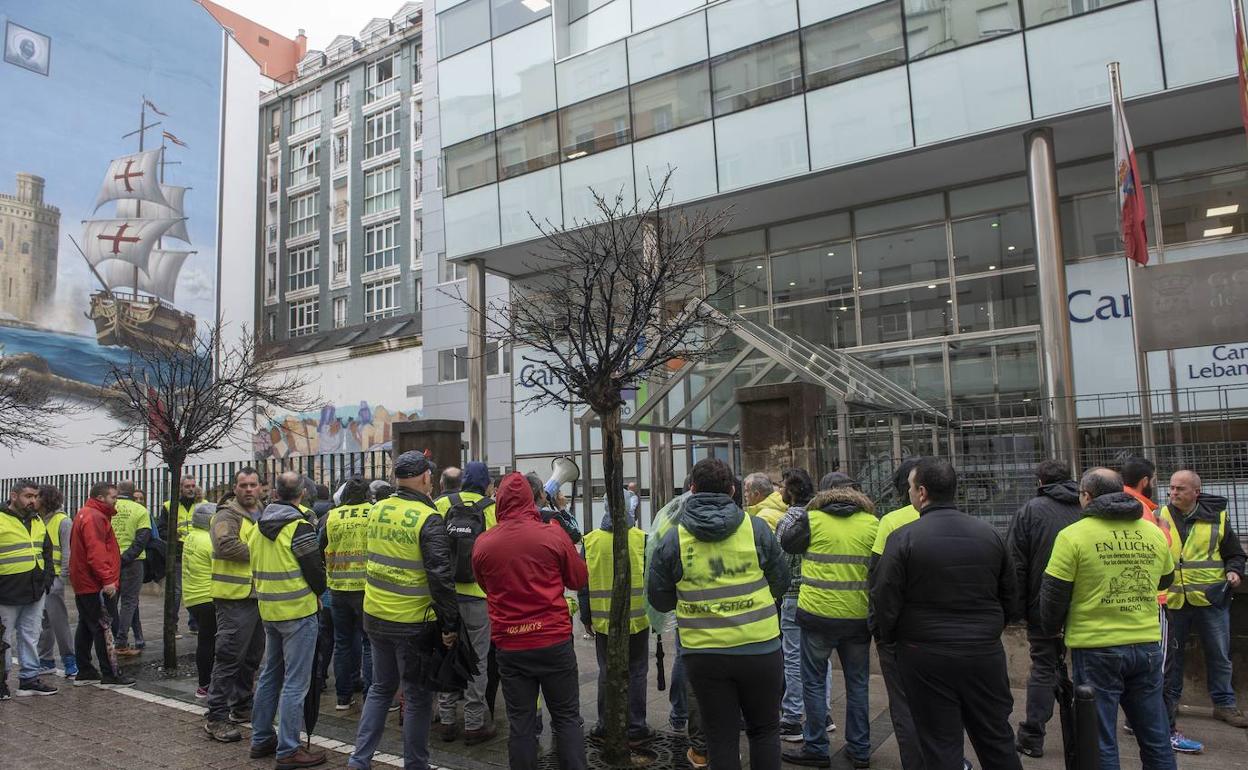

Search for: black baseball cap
xmin=394 ymin=450 xmax=436 ymax=479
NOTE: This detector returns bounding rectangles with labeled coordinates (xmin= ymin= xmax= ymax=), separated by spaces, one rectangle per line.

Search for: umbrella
xmin=414 ymin=617 xmax=480 ymax=694
xmin=1057 ymin=670 xmax=1077 ymax=770
xmin=655 ymin=633 xmax=666 ymax=691
xmin=99 ymin=592 xmax=121 ymax=677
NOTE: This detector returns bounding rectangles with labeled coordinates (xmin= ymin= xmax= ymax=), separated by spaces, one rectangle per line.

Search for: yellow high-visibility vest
xmin=163 ymin=500 xmax=196 ymax=540
xmin=675 ymin=517 xmax=778 ymax=650
xmin=1159 ymin=505 xmax=1229 ymax=609
xmin=0 ymin=512 xmax=45 ymax=576
xmin=325 ymin=502 xmax=372 ymax=592
xmin=211 ymin=516 xmax=255 ymax=601
xmin=363 ymin=495 xmax=436 ymax=623
xmin=44 ymin=512 xmax=68 ymax=577
xmin=113 ymin=498 xmax=149 ymax=560
xmin=798 ymin=509 xmax=877 ymax=620
xmin=248 ymin=518 xmax=318 ymax=622
xmin=583 ymin=527 xmax=648 ymax=635
xmin=182 ymin=525 xmax=213 ymax=608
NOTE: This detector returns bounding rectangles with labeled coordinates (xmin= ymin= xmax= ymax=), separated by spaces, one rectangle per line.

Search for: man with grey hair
xmin=1041 ymin=467 xmax=1175 ymax=768
xmin=1158 ymin=469 xmax=1248 ymax=733
xmin=744 ymin=473 xmax=785 ymax=532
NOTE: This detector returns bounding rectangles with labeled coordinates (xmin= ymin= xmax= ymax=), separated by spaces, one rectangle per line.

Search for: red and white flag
xmin=1110 ymin=65 xmax=1149 ymax=266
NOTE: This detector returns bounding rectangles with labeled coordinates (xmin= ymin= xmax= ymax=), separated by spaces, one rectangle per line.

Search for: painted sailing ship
xmin=79 ymin=102 xmax=196 ymax=353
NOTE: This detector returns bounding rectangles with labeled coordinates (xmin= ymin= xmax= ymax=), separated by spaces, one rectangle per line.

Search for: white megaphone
xmin=544 ymin=456 xmax=580 ymax=498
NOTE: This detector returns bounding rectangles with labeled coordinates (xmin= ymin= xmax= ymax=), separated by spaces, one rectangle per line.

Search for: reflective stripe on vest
xmin=1160 ymin=505 xmax=1227 ymax=609
xmin=211 ymin=517 xmax=255 ymax=600
xmin=0 ymin=513 xmax=45 ymax=575
xmin=584 ymin=527 xmax=649 ymax=634
xmin=675 ymin=517 xmax=778 ymax=649
xmin=363 ymin=496 xmax=436 ymax=623
xmin=798 ymin=510 xmax=876 ymax=620
xmin=248 ymin=519 xmax=318 ymax=622
xmin=45 ymin=511 xmax=67 ymax=576
xmin=164 ymin=501 xmax=195 ymax=539
xmin=325 ymin=502 xmax=372 ymax=592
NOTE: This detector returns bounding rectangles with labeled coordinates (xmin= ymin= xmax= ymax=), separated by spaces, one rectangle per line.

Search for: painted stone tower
xmin=0 ymin=173 xmax=60 ymax=324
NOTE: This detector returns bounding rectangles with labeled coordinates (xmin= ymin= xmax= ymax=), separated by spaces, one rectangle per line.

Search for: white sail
xmin=115 ymin=184 xmax=190 ymax=242
xmin=93 ymin=149 xmax=171 ymax=211
xmin=81 ymin=217 xmax=180 ymax=270
xmin=99 ymin=249 xmax=194 ymax=303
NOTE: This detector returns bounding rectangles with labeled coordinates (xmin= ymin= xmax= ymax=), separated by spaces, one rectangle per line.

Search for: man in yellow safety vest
xmin=318 ymin=475 xmax=374 ymax=710
xmin=36 ymin=484 xmax=75 ymax=677
xmin=111 ymin=480 xmax=152 ymax=655
xmin=0 ymin=479 xmax=55 ymax=697
xmin=164 ymin=475 xmax=200 ymax=634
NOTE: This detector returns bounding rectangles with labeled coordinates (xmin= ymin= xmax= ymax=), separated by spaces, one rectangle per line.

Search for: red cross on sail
xmin=93 ymin=149 xmax=171 ymax=211
xmin=81 ymin=218 xmax=180 ymax=271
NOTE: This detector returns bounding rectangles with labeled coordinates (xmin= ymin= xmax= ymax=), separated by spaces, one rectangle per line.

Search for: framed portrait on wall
xmin=4 ymin=21 xmax=51 ymax=76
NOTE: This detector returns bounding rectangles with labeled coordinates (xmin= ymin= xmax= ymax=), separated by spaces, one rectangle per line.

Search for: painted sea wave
xmin=0 ymin=323 xmax=134 ymax=385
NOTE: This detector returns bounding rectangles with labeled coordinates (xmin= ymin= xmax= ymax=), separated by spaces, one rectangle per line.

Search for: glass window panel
xmin=770 ymin=242 xmax=853 ymax=303
xmin=630 ymin=62 xmax=711 ymax=140
xmin=949 ymin=334 xmax=1040 ymax=405
xmin=707 ymin=230 xmax=765 ymax=261
xmin=565 ymin=0 xmax=630 ymax=57
xmin=1153 ymin=135 xmax=1244 ymax=179
xmin=1022 ymin=0 xmax=1131 ymax=27
xmin=500 ymin=165 xmax=562 ymax=244
xmin=628 ymin=12 xmax=708 ymax=82
xmin=1157 ymin=0 xmax=1237 ymax=88
xmin=955 ymin=270 xmax=1041 ymax=333
xmin=632 ymin=0 xmax=703 ymax=33
xmin=710 ymin=32 xmax=802 ymax=116
xmin=857 ymin=224 xmax=948 ymax=289
xmin=802 ymin=1 xmax=904 ymax=90
xmin=438 ymin=0 xmax=490 ymax=59
xmin=492 ymin=0 xmax=552 ymax=37
xmin=444 ymin=184 xmax=501 ymax=257
xmin=800 ymin=0 xmax=886 ymax=25
xmin=444 ymin=133 xmax=498 ymax=195
xmin=951 ymin=208 xmax=1034 ymax=274
xmin=807 ymin=65 xmax=911 ymax=170
xmin=493 ymin=19 xmax=557 ymax=128
xmin=715 ymin=95 xmax=808 ymax=191
xmin=774 ymin=299 xmax=857 ymax=349
xmin=1060 ymin=192 xmax=1120 ymax=259
xmin=855 ymin=193 xmax=943 ymax=235
xmin=439 ymin=45 xmax=495 ymax=145
xmin=496 ymin=113 xmax=560 ymax=180
xmin=561 ymin=146 xmax=635 ymax=223
xmin=903 ymin=0 xmax=1020 ymax=60
xmin=706 ymin=256 xmax=769 ymax=312
xmin=707 ymin=0 xmax=798 ymax=57
xmin=909 ymin=35 xmax=1030 ymax=145
xmin=859 ymin=283 xmax=952 ymax=344
xmin=566 ymin=0 xmax=616 ymax=23
xmin=1026 ymin=1 xmax=1162 ymax=117
xmin=1157 ymin=169 xmax=1248 ymax=247
xmin=853 ymin=344 xmax=946 ymax=404
xmin=769 ymin=213 xmax=851 ymax=251
xmin=556 ymin=40 xmax=628 ymax=105
xmin=559 ymin=88 xmax=632 ymax=159
xmin=948 ymin=176 xmax=1028 ymax=217
xmin=632 ymin=122 xmax=718 ymax=203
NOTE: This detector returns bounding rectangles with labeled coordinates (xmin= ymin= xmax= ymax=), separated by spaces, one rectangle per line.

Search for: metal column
xmin=1026 ymin=128 xmax=1079 ymax=470
xmin=467 ymin=258 xmax=488 ymax=462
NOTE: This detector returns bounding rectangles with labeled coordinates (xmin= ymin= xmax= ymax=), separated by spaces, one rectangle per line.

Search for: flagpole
xmin=1109 ymin=62 xmax=1156 ymax=456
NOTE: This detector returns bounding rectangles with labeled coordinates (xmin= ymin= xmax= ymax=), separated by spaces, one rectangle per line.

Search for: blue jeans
xmin=0 ymin=596 xmax=46 ymax=681
xmin=350 ymin=631 xmax=435 ymax=770
xmin=780 ymin=595 xmax=803 ymax=724
xmin=331 ymin=592 xmax=372 ymax=702
xmin=1163 ymin=603 xmax=1236 ymax=725
xmin=1072 ymin=643 xmax=1175 ymax=770
xmin=800 ymin=627 xmax=870 ymax=760
xmin=251 ymin=613 xmax=319 ymax=758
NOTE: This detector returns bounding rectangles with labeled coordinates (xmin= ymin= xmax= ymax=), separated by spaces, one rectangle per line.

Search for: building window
xmin=333 ymin=240 xmax=349 ymax=281
xmin=333 ymin=295 xmax=348 ymax=328
xmin=904 ymin=0 xmax=1020 ymax=61
xmin=270 ymin=108 xmax=281 ymax=143
xmin=366 ymin=54 xmax=398 ymax=103
xmin=802 ymin=2 xmax=905 ymax=91
xmin=364 ymin=276 xmax=400 ymax=321
xmin=412 ymin=218 xmax=423 ymax=258
xmin=439 ymin=255 xmax=467 ymax=283
xmin=265 ymin=252 xmax=278 ymax=299
xmin=444 ymin=133 xmax=497 ymax=195
xmin=413 ymin=101 xmax=423 ymax=141
xmin=363 ymin=220 xmax=400 ymax=272
xmin=288 ymin=297 xmax=319 ymax=337
xmin=364 ymin=163 xmax=401 ymax=214
xmin=290 ymin=89 xmax=322 ymax=135
xmin=496 ymin=113 xmax=560 ymax=180
xmin=413 ymin=159 xmax=424 ymax=198
xmin=438 ymin=347 xmax=468 ymax=382
xmin=413 ymin=276 xmax=423 ymax=312
xmin=1022 ymin=0 xmax=1131 ymax=27
xmin=333 ymin=133 xmax=349 ymax=169
xmin=364 ymin=106 xmax=399 ymax=159
xmin=288 ymin=139 xmax=320 ymax=187
xmin=266 ymin=312 xmax=276 ymax=340
xmin=287 ymin=244 xmax=320 ymax=291
xmin=288 ymin=191 xmax=320 ymax=238
xmin=485 ymin=341 xmax=511 ymax=376
xmin=334 ymin=78 xmax=350 ymax=115
xmin=413 ymin=46 xmax=423 ymax=83
xmin=559 ymin=88 xmax=631 ymax=160
xmin=630 ymin=63 xmax=712 ymax=141
xmin=438 ymin=0 xmax=490 ymax=60
xmin=710 ymin=33 xmax=802 ymax=117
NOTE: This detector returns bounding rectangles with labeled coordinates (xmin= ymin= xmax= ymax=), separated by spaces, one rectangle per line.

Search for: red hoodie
xmin=70 ymin=497 xmax=121 ymax=594
xmin=473 ymin=472 xmax=588 ymax=651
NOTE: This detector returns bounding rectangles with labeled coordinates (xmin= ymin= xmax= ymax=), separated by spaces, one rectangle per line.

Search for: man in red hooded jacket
xmin=69 ymin=480 xmax=134 ymax=687
xmin=473 ymin=471 xmax=589 ymax=770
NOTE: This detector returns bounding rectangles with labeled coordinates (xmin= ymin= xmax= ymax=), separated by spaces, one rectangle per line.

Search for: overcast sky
xmin=215 ymin=0 xmax=415 ymax=51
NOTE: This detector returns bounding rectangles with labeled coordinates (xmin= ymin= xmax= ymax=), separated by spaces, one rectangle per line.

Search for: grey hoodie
xmin=256 ymin=501 xmax=327 ymax=600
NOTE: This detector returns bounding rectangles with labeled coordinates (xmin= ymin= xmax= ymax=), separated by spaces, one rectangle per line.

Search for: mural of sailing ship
xmin=75 ymin=98 xmax=197 ymax=353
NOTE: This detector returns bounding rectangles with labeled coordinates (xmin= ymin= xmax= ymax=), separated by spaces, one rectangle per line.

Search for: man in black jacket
xmin=871 ymin=458 xmax=1021 ymax=770
xmin=1006 ymin=459 xmax=1082 ymax=758
xmin=0 ymin=480 xmax=56 ymax=697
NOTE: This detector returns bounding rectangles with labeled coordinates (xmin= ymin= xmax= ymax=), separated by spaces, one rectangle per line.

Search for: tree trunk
xmin=599 ymin=405 xmax=632 ymax=765
xmin=162 ymin=461 xmax=182 ymax=672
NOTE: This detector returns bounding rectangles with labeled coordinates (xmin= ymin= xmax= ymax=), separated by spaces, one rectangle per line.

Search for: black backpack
xmin=444 ymin=493 xmax=492 ymax=583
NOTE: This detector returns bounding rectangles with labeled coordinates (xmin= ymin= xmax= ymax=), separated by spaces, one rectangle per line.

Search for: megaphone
xmin=545 ymin=456 xmax=580 ymax=498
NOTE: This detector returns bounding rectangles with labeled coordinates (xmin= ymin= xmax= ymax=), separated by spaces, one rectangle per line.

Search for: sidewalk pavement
xmin=6 ymin=586 xmax=1240 ymax=769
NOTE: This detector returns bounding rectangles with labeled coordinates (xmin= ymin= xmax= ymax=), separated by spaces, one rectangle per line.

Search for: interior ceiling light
xmin=1204 ymin=225 xmax=1234 ymax=237
xmin=566 ymin=150 xmax=587 ymax=160
xmin=927 ymin=284 xmax=936 ymax=289
xmin=756 ymin=264 xmax=764 ymax=269
xmin=1206 ymin=204 xmax=1239 ymax=217
xmin=789 ymin=281 xmax=796 ymax=286
xmin=827 ymin=251 xmax=835 ymax=256
xmin=990 ymin=221 xmax=1000 ymax=228
xmin=988 ymin=265 xmax=997 ymax=270
xmin=1007 ymin=245 xmax=1016 ymax=251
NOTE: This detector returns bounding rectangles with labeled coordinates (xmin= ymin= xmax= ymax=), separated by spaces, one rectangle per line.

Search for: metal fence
xmin=817 ymin=384 xmax=1248 ymax=533
xmin=7 ymin=450 xmax=393 ymax=515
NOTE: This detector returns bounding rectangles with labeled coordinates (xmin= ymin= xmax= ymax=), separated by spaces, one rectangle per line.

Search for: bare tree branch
xmin=0 ymin=359 xmax=72 ymax=452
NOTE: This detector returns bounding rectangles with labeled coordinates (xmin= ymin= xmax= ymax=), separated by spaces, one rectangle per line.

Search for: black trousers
xmin=899 ymin=642 xmax=1022 ymax=770
xmin=74 ymin=592 xmax=120 ymax=678
xmin=683 ymin=649 xmax=783 ymax=770
xmin=1018 ymin=631 xmax=1066 ymax=747
xmin=316 ymin=605 xmax=335 ymax=688
xmin=497 ymin=639 xmax=587 ymax=770
xmin=188 ymin=602 xmax=218 ymax=688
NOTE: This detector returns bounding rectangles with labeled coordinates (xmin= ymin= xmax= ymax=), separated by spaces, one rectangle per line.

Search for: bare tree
xmin=467 ymin=172 xmax=735 ymax=762
xmin=0 ymin=360 xmax=61 ymax=452
xmin=102 ymin=323 xmax=317 ymax=670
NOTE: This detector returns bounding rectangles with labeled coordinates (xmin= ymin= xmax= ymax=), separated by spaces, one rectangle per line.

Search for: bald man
xmin=1158 ymin=470 xmax=1248 ymax=735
